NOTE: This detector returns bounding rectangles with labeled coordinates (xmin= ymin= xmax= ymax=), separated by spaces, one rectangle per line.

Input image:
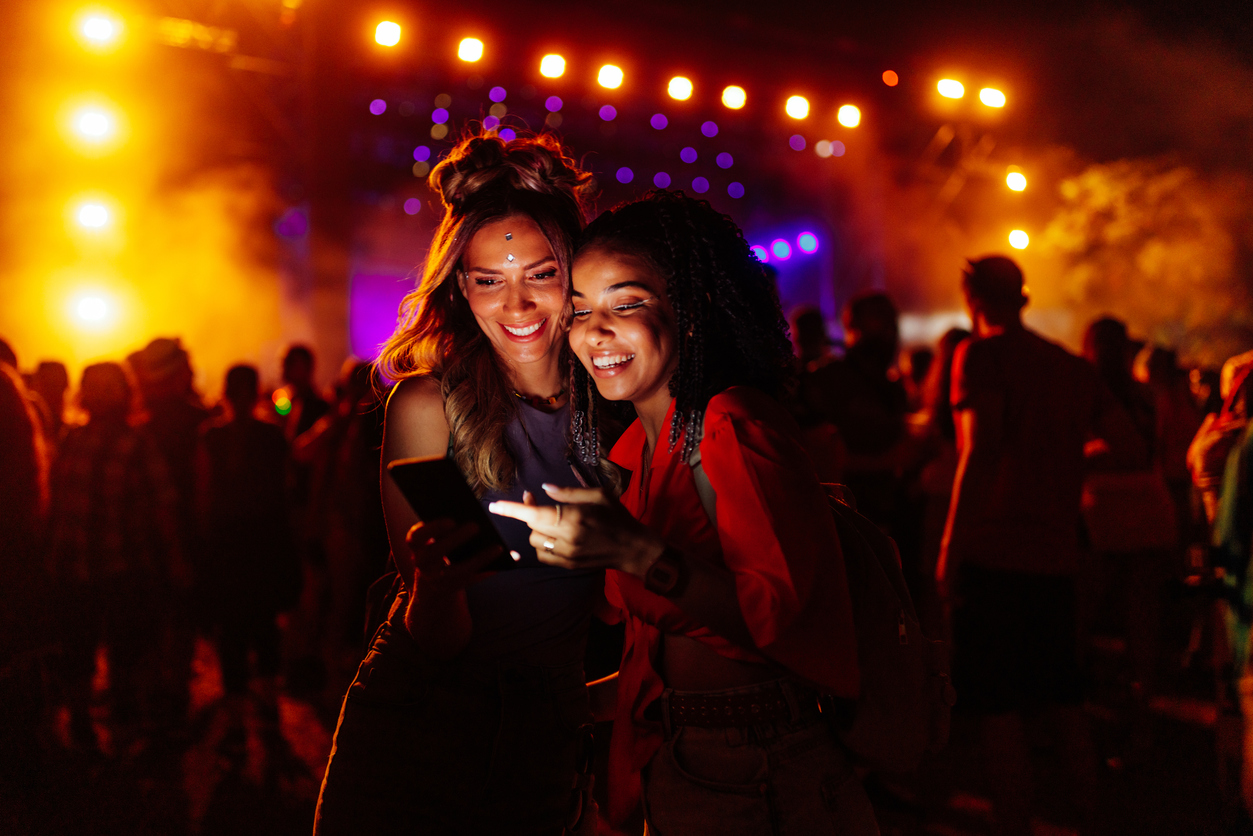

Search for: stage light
xmin=937 ymin=79 xmax=964 ymax=99
xmin=431 ymin=107 xmax=449 ymax=124
xmin=76 ymin=9 xmax=123 ymax=49
xmin=716 ymin=152 xmax=733 ymax=168
xmin=771 ymin=239 xmax=792 ymax=260
xmin=837 ymin=105 xmax=860 ymax=128
xmin=653 ymin=172 xmax=671 ymax=188
xmin=483 ymin=115 xmax=500 ymax=129
xmin=650 ymin=113 xmax=668 ymax=129
xmin=272 ymin=388 xmax=292 ymax=416
xmin=785 ymin=96 xmax=809 ymax=119
xmin=458 ymin=38 xmax=483 ymax=62
xmin=375 ymin=21 xmax=400 ymax=47
xmin=789 ymin=134 xmax=805 ymax=151
xmin=75 ymin=201 xmax=110 ymax=229
xmin=701 ymin=121 xmax=718 ymax=137
xmin=545 ymin=96 xmax=563 ymax=112
xmin=751 ymin=245 xmax=769 ymax=262
xmin=680 ymin=147 xmax=697 ymax=163
xmin=830 ymin=140 xmax=846 ymax=157
xmin=1006 ymin=171 xmax=1027 ymax=191
xmin=498 ymin=127 xmax=516 ymax=141
xmin=616 ymin=167 xmax=634 ymax=184
xmin=882 ymin=70 xmax=899 ymax=87
xmin=979 ymin=87 xmax=1006 ymax=108
xmin=797 ymin=232 xmax=819 ymax=253
xmin=72 ymin=105 xmax=115 ymax=141
xmin=413 ymin=145 xmax=430 ymax=161
xmin=489 ymin=86 xmax=507 ymax=102
xmin=668 ymin=76 xmax=693 ymax=101
xmin=369 ymin=98 xmax=386 ymax=115
xmin=540 ymin=54 xmax=565 ymax=78
xmin=599 ymin=105 xmax=616 ymax=121
xmin=692 ymin=177 xmax=709 ymax=194
xmin=1009 ymin=229 xmax=1029 ymax=249
xmin=69 ymin=288 xmax=119 ymax=330
xmin=722 ymin=86 xmax=746 ymax=109
xmin=598 ymin=64 xmax=623 ymax=89
xmin=815 ymin=140 xmax=832 ymax=158
xmin=727 ymin=182 xmax=745 ymax=199
xmin=403 ymin=198 xmax=421 ymax=215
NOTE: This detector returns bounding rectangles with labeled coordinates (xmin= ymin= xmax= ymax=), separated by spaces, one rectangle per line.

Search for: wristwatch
xmin=643 ymin=547 xmax=689 ymax=598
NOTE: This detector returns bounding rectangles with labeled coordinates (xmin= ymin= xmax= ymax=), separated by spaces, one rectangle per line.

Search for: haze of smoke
xmin=1040 ymin=158 xmax=1253 ymax=368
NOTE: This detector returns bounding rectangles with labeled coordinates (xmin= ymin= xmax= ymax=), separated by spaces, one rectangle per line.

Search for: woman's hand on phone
xmin=400 ymin=519 xmax=504 ymax=600
xmin=489 ymin=485 xmax=664 ymax=578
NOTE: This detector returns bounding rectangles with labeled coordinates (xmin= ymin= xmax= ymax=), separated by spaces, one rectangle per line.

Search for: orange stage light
xmin=937 ymin=78 xmax=965 ymax=99
xmin=598 ymin=64 xmax=623 ymax=89
xmin=785 ymin=95 xmax=809 ymax=119
xmin=721 ymin=85 xmax=746 ymax=109
xmin=374 ymin=21 xmax=401 ymax=47
xmin=1006 ymin=171 xmax=1027 ymax=191
xmin=837 ymin=104 xmax=860 ymax=128
xmin=1009 ymin=229 xmax=1029 ymax=249
xmin=980 ymin=87 xmax=1007 ymax=107
xmin=882 ymin=70 xmax=899 ymax=87
xmin=540 ymin=54 xmax=565 ymax=78
xmin=668 ymin=76 xmax=693 ymax=101
xmin=458 ymin=38 xmax=483 ymax=62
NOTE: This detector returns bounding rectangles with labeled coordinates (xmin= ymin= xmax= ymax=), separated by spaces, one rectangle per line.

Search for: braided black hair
xmin=571 ymin=190 xmax=794 ymax=467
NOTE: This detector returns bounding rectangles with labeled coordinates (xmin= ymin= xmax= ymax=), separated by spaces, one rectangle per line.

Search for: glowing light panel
xmin=1006 ymin=171 xmax=1027 ymax=191
xmin=78 ymin=11 xmax=122 ymax=48
xmin=598 ymin=65 xmax=624 ymax=89
xmin=722 ymin=86 xmax=746 ymax=109
xmin=937 ymin=79 xmax=965 ymax=99
xmin=540 ymin=54 xmax=565 ymax=78
xmin=76 ymin=202 xmax=110 ymax=229
xmin=785 ymin=96 xmax=809 ymax=119
xmin=979 ymin=88 xmax=1007 ymax=108
xmin=458 ymin=38 xmax=484 ymax=62
xmin=837 ymin=105 xmax=860 ymax=128
xmin=73 ymin=106 xmax=115 ymax=141
xmin=797 ymin=232 xmax=819 ymax=253
xmin=668 ymin=77 xmax=693 ymax=100
xmin=771 ymin=240 xmax=792 ymax=260
xmin=375 ymin=21 xmax=400 ymax=47
xmin=1008 ymin=229 xmax=1029 ymax=249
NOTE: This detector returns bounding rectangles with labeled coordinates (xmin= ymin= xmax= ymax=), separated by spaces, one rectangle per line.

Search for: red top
xmin=604 ymin=387 xmax=860 ymax=822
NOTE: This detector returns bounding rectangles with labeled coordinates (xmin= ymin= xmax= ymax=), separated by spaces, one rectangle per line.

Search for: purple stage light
xmin=701 ymin=121 xmax=718 ymax=137
xmin=651 ymin=113 xmax=668 ymax=130
xmin=692 ymin=177 xmax=709 ymax=193
xmin=431 ymin=108 xmax=449 ymax=123
xmin=654 ymin=171 xmax=672 ymax=188
xmin=751 ymin=245 xmax=769 ymax=262
xmin=797 ymin=232 xmax=819 ymax=253
xmin=498 ymin=127 xmax=517 ymax=141
xmin=599 ymin=105 xmax=617 ymax=121
xmin=716 ymin=152 xmax=733 ymax=169
xmin=545 ymin=96 xmax=563 ymax=112
xmin=369 ymin=99 xmax=387 ymax=115
xmin=413 ymin=145 xmax=431 ymax=161
xmin=403 ymin=198 xmax=421 ymax=215
xmin=789 ymin=134 xmax=806 ymax=151
xmin=616 ymin=167 xmax=634 ymax=183
xmin=489 ymin=86 xmax=507 ymax=102
xmin=680 ymin=146 xmax=697 ymax=163
xmin=771 ymin=239 xmax=792 ymax=260
xmin=727 ymin=182 xmax=745 ymax=198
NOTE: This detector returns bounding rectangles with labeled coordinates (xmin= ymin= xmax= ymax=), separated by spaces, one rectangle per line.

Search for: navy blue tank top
xmin=460 ymin=402 xmax=603 ymax=669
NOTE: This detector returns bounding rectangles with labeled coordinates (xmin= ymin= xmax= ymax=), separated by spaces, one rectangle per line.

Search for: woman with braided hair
xmin=314 ymin=131 xmax=607 ymax=835
xmin=494 ymin=191 xmax=876 ymax=833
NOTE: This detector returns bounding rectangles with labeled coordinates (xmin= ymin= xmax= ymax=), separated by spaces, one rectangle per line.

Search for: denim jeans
xmin=641 ymin=681 xmax=879 ymax=836
xmin=314 ymin=620 xmax=591 ymax=836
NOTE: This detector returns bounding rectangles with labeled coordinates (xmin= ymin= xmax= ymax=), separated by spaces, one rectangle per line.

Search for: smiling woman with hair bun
xmin=314 ymin=130 xmax=607 ymax=835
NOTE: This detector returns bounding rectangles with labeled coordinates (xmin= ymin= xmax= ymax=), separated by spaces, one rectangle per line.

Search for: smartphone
xmin=386 ymin=456 xmax=515 ymax=572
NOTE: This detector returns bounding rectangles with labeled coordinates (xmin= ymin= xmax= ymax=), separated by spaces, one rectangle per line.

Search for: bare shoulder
xmin=383 ymin=375 xmax=448 ymax=460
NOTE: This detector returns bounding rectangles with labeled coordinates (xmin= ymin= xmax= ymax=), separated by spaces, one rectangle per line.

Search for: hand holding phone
xmin=387 ymin=456 xmax=517 ymax=573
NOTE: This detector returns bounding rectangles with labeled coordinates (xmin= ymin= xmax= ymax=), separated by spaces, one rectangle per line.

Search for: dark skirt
xmin=314 ymin=619 xmax=591 ymax=835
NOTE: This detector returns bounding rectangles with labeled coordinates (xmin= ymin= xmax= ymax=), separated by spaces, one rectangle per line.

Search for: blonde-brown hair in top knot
xmin=376 ymin=130 xmax=592 ymax=496
xmin=433 ymin=132 xmax=591 ymax=216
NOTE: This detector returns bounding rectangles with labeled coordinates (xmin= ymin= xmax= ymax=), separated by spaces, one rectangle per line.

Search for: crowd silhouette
xmin=0 ymin=251 xmax=1245 ymax=834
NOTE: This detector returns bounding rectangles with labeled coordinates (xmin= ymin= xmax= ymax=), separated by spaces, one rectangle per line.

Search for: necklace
xmin=513 ymin=388 xmax=566 ymax=408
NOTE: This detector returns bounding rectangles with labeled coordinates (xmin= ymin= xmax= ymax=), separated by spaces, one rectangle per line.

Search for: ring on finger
xmin=542 ymin=538 xmax=557 ymax=553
